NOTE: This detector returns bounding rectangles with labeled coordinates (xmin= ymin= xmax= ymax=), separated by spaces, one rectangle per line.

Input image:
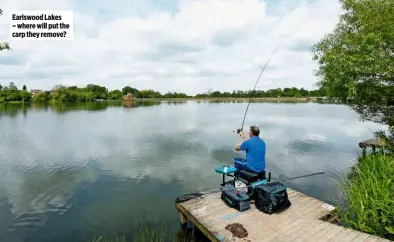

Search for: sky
xmin=0 ymin=0 xmax=342 ymax=95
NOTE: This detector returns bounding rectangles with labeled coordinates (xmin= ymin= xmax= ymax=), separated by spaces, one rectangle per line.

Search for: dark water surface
xmin=0 ymin=101 xmax=384 ymax=241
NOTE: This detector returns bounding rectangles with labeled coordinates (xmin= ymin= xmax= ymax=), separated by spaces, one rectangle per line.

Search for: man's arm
xmin=235 ymin=138 xmax=248 ymax=151
xmin=239 ymin=131 xmax=248 ymax=141
xmin=235 ymin=132 xmax=243 ymax=151
xmin=235 ymin=144 xmax=241 ymax=151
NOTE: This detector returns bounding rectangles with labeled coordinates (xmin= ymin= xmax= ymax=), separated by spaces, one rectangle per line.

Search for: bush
xmin=340 ymin=152 xmax=394 ymax=240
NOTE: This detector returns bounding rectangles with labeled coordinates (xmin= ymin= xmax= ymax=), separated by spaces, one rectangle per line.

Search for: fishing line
xmin=234 ymin=19 xmax=307 ymax=134
xmin=236 ymin=38 xmax=287 ymax=134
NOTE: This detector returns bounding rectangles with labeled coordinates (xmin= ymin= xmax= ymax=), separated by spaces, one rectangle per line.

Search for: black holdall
xmin=254 ymin=181 xmax=291 ymax=214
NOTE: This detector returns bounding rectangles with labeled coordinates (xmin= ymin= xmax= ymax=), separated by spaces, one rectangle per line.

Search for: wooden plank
xmin=323 ymin=227 xmax=360 ymax=242
xmin=350 ymin=232 xmax=371 ymax=242
xmin=284 ymin=220 xmax=327 ymax=241
xmin=176 ymin=203 xmax=221 ymax=242
xmin=297 ymin=220 xmax=337 ymax=242
xmin=319 ymin=224 xmax=345 ymax=241
xmin=208 ymin=190 xmax=332 ymax=241
xmin=376 ymin=238 xmax=393 ymax=242
xmin=208 ymin=208 xmax=264 ymax=239
xmin=233 ymin=199 xmax=324 ymax=241
xmin=223 ymin=220 xmax=273 ymax=242
xmin=179 ymin=212 xmax=187 ymax=225
xmin=288 ymin=220 xmax=326 ymax=242
xmin=176 ymin=187 xmax=392 ymax=242
xmin=359 ymin=138 xmax=382 ymax=148
xmin=211 ymin=194 xmax=315 ymax=233
xmin=364 ymin=235 xmax=383 ymax=242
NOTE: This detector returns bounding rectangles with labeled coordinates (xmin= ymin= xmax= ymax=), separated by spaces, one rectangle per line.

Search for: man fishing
xmin=234 ymin=125 xmax=266 ymax=173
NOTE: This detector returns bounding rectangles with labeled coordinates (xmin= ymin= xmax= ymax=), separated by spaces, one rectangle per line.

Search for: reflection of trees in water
xmin=122 ymin=100 xmax=161 ymax=108
xmin=49 ymin=101 xmax=118 ymax=113
xmin=0 ymin=103 xmax=28 ymax=118
xmin=194 ymin=99 xmax=308 ymax=104
xmin=0 ymin=101 xmax=171 ymax=117
xmin=160 ymin=100 xmax=188 ymax=105
xmin=0 ymin=100 xmax=307 ymax=117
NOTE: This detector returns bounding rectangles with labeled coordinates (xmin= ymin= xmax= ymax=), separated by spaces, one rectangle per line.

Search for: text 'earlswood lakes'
xmin=12 ymin=14 xmax=62 ymax=21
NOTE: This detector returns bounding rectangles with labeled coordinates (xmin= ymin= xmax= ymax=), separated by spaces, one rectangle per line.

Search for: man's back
xmin=240 ymin=136 xmax=266 ymax=172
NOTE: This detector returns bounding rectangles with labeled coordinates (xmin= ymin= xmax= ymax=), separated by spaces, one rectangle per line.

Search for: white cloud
xmin=0 ymin=0 xmax=342 ymax=95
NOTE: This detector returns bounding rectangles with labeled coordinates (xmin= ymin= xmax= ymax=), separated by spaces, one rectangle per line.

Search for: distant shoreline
xmin=90 ymin=96 xmax=331 ymax=102
xmin=0 ymin=97 xmax=339 ymax=104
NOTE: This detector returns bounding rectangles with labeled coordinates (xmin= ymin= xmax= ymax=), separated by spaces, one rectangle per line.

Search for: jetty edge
xmin=175 ymin=161 xmax=392 ymax=241
xmin=175 ymin=187 xmax=392 ymax=241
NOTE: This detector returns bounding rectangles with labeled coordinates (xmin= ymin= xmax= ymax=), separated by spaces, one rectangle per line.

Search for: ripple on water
xmin=286 ymin=138 xmax=328 ymax=157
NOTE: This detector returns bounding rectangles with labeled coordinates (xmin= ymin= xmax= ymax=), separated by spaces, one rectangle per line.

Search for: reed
xmin=340 ymin=151 xmax=394 ymax=240
xmin=92 ymin=221 xmax=193 ymax=242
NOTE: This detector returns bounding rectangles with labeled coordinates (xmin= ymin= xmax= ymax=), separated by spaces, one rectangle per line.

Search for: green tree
xmin=109 ymin=90 xmax=123 ymax=100
xmin=0 ymin=9 xmax=10 ymax=51
xmin=33 ymin=92 xmax=51 ymax=102
xmin=8 ymin=82 xmax=17 ymax=90
xmin=23 ymin=85 xmax=26 ymax=91
xmin=0 ymin=84 xmax=2 ymax=91
xmin=137 ymin=89 xmax=161 ymax=98
xmin=85 ymin=84 xmax=107 ymax=99
xmin=122 ymin=86 xmax=139 ymax=95
xmin=312 ymin=0 xmax=394 ymax=134
xmin=21 ymin=90 xmax=31 ymax=102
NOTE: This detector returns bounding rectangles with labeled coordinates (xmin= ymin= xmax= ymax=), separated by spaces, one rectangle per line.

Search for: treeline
xmin=196 ymin=87 xmax=326 ymax=98
xmin=0 ymin=83 xmax=32 ymax=102
xmin=0 ymin=82 xmax=326 ymax=103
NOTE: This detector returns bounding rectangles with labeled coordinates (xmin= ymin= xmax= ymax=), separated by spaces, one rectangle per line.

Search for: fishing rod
xmin=234 ymin=36 xmax=288 ymax=134
xmin=203 ymin=171 xmax=325 ymax=195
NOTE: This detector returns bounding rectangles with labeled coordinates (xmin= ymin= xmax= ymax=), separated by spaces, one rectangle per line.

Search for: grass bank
xmin=340 ymin=152 xmax=394 ymax=240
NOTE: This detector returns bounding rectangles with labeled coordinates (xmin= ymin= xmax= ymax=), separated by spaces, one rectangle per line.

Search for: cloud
xmin=0 ymin=0 xmax=342 ymax=94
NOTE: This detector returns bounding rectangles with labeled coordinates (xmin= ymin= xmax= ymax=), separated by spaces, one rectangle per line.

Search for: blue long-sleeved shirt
xmin=240 ymin=136 xmax=266 ymax=172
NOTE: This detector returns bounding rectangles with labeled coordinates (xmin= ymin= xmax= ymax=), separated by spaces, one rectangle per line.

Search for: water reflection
xmin=0 ymin=101 xmax=386 ymax=242
xmin=0 ymin=100 xmax=165 ymax=117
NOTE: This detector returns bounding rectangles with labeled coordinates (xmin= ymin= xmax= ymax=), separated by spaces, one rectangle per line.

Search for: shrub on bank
xmin=341 ymin=152 xmax=394 ymax=240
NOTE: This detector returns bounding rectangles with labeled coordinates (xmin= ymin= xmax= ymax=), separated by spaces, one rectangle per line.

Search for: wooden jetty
xmin=176 ymin=188 xmax=392 ymax=242
xmin=359 ymin=138 xmax=383 ymax=156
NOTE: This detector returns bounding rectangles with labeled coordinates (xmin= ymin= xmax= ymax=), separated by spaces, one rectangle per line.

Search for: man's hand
xmin=239 ymin=131 xmax=248 ymax=140
xmin=235 ymin=144 xmax=241 ymax=151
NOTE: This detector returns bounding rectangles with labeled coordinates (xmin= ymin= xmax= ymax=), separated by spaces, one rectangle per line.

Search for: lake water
xmin=0 ymin=100 xmax=385 ymax=242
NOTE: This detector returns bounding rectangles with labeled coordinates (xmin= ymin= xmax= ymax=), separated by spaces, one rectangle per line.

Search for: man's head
xmin=249 ymin=125 xmax=260 ymax=137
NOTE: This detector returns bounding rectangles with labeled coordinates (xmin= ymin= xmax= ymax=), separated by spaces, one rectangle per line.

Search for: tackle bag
xmin=220 ymin=184 xmax=250 ymax=212
xmin=254 ymin=181 xmax=291 ymax=214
